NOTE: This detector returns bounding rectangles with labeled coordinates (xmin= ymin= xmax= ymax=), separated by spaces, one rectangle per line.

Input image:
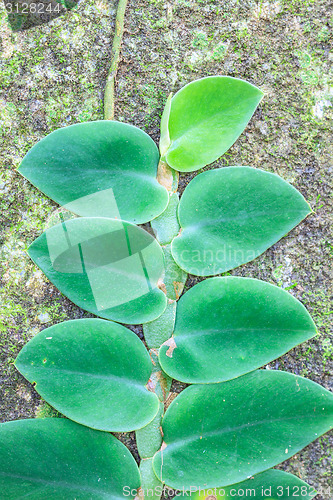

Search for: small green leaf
xmin=19 ymin=121 xmax=168 ymax=224
xmin=172 ymin=167 xmax=311 ymax=276
xmin=0 ymin=418 xmax=140 ymax=498
xmin=143 ymin=301 xmax=176 ymax=349
xmin=153 ymin=370 xmax=333 ymax=489
xmin=28 ymin=217 xmax=167 ymax=324
xmin=176 ymin=470 xmax=316 ymax=500
xmin=164 ymin=76 xmax=263 ymax=172
xmin=140 ymin=458 xmax=163 ymax=500
xmin=151 ymin=192 xmax=181 ymax=246
xmin=15 ymin=319 xmax=159 ymax=432
xmin=159 ymin=277 xmax=316 ymax=383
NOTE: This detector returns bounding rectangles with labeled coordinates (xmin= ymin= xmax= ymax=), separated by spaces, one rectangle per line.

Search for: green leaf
xmin=15 ymin=319 xmax=159 ymax=432
xmin=164 ymin=76 xmax=263 ymax=172
xmin=136 ymin=402 xmax=164 ymax=458
xmin=139 ymin=458 xmax=163 ymax=500
xmin=176 ymin=469 xmax=316 ymax=500
xmin=151 ymin=192 xmax=180 ymax=246
xmin=153 ymin=370 xmax=333 ymax=489
xmin=161 ymin=244 xmax=187 ymax=300
xmin=143 ymin=301 xmax=176 ymax=349
xmin=0 ymin=418 xmax=140 ymax=498
xmin=159 ymin=277 xmax=316 ymax=383
xmin=18 ymin=121 xmax=168 ymax=224
xmin=28 ymin=217 xmax=167 ymax=324
xmin=172 ymin=167 xmax=311 ymax=276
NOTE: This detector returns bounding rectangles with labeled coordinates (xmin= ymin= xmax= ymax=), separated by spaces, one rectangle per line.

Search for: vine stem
xmin=104 ymin=0 xmax=129 ymax=120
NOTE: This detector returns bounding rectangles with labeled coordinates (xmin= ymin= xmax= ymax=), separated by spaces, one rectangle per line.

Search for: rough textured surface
xmin=0 ymin=0 xmax=332 ymax=497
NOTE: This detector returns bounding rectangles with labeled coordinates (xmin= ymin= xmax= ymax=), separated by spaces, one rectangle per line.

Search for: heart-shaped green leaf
xmin=18 ymin=121 xmax=168 ymax=224
xmin=159 ymin=277 xmax=316 ymax=383
xmin=172 ymin=167 xmax=311 ymax=276
xmin=176 ymin=470 xmax=316 ymax=500
xmin=15 ymin=319 xmax=159 ymax=432
xmin=153 ymin=370 xmax=333 ymax=489
xmin=0 ymin=418 xmax=140 ymax=498
xmin=28 ymin=217 xmax=167 ymax=324
xmin=163 ymin=76 xmax=263 ymax=172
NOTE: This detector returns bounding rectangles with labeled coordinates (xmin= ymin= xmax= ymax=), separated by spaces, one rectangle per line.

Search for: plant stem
xmin=156 ymin=158 xmax=179 ymax=193
xmin=104 ymin=0 xmax=129 ymax=120
xmin=136 ymin=168 xmax=188 ymax=499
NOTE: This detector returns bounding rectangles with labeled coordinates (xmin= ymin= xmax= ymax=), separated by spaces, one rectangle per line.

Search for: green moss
xmin=35 ymin=401 xmax=62 ymax=418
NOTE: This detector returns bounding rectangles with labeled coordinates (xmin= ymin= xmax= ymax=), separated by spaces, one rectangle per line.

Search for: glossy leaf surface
xmin=0 ymin=418 xmax=140 ymax=498
xmin=28 ymin=217 xmax=167 ymax=324
xmin=15 ymin=319 xmax=159 ymax=432
xmin=172 ymin=167 xmax=311 ymax=276
xmin=159 ymin=277 xmax=316 ymax=383
xmin=177 ymin=470 xmax=316 ymax=500
xmin=153 ymin=370 xmax=333 ymax=489
xmin=19 ymin=121 xmax=168 ymax=224
xmin=164 ymin=76 xmax=263 ymax=172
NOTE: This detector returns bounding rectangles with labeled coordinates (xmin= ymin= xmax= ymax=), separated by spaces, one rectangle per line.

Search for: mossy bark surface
xmin=0 ymin=0 xmax=332 ymax=497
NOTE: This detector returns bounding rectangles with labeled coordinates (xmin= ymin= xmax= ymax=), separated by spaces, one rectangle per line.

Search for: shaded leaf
xmin=0 ymin=418 xmax=140 ymax=498
xmin=153 ymin=370 xmax=333 ymax=489
xmin=19 ymin=121 xmax=168 ymax=224
xmin=164 ymin=76 xmax=263 ymax=172
xmin=15 ymin=319 xmax=159 ymax=432
xmin=172 ymin=167 xmax=311 ymax=276
xmin=159 ymin=277 xmax=316 ymax=383
xmin=28 ymin=217 xmax=167 ymax=324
